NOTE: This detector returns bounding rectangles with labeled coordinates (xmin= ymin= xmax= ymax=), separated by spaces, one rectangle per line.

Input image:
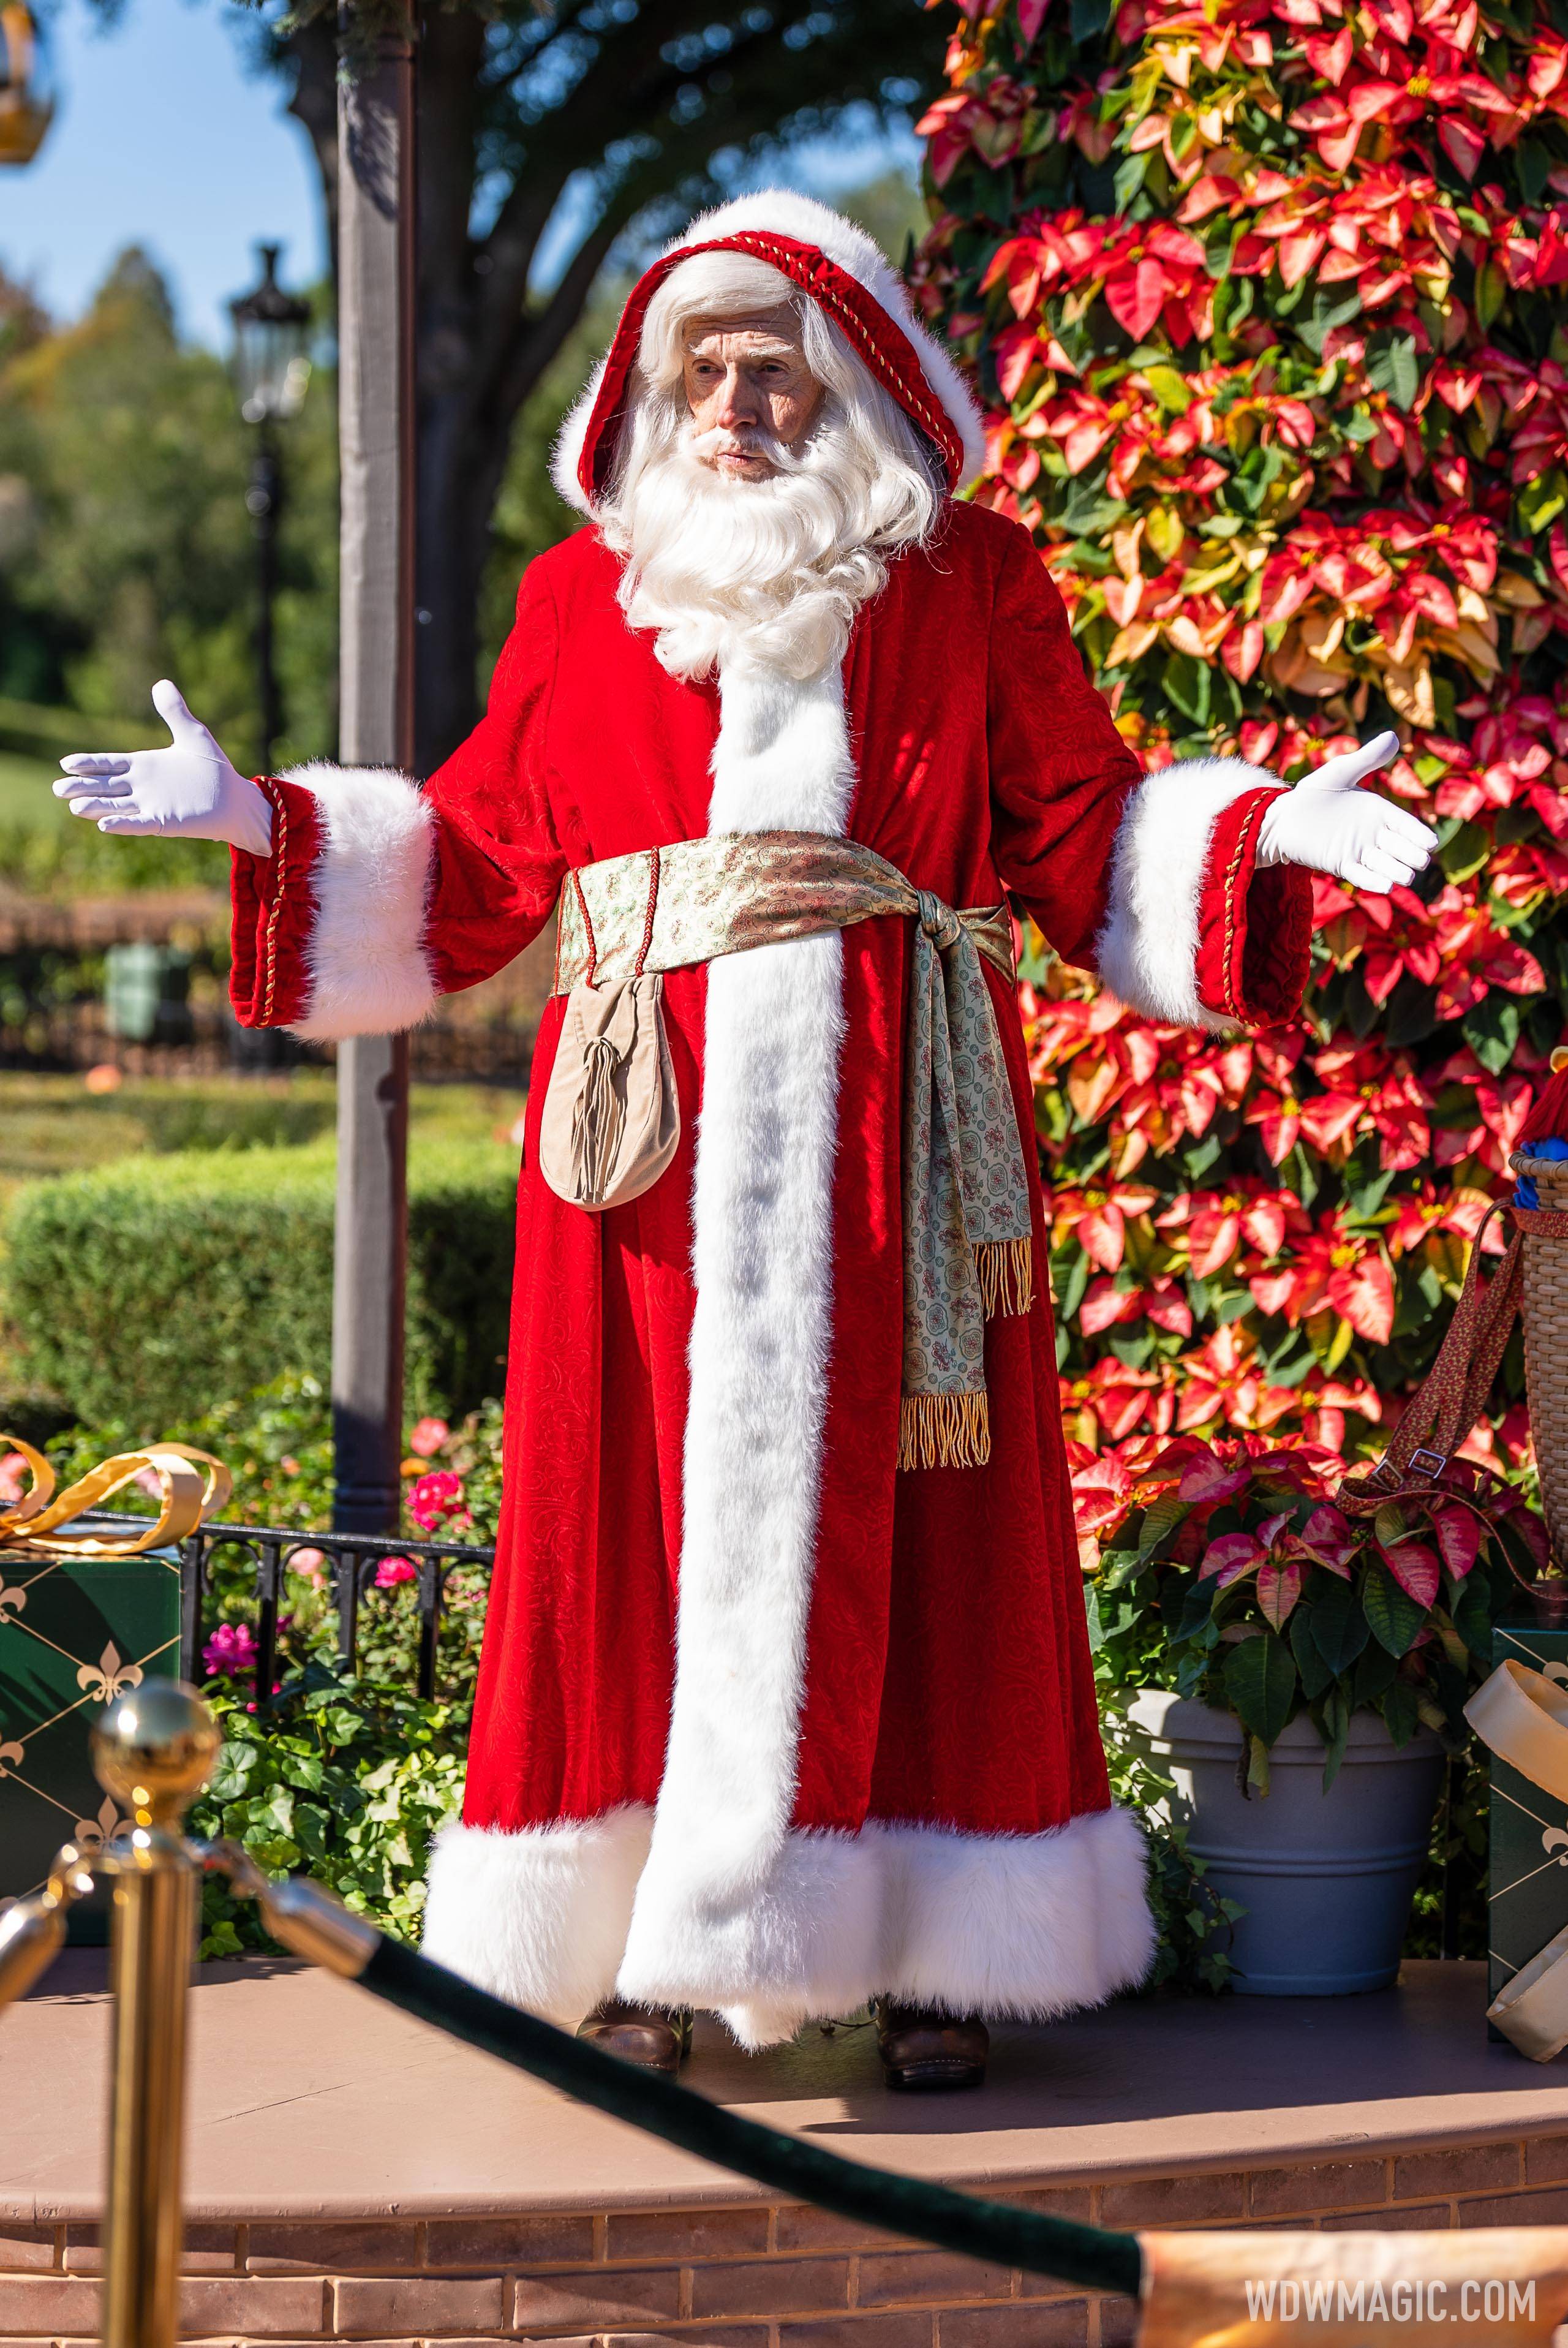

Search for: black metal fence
xmin=77 ymin=1516 xmax=496 ymax=1708
xmin=188 ymin=1521 xmax=496 ymax=1707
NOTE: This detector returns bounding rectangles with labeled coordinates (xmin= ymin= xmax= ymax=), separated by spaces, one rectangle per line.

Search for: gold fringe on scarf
xmin=898 ymin=1391 xmax=991 ymax=1473
xmin=975 ymin=1236 xmax=1033 ymax=1320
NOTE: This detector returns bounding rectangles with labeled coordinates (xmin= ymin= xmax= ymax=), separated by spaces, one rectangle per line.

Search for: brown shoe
xmin=873 ymin=1999 xmax=989 ymax=2091
xmin=578 ymin=1999 xmax=692 ymax=2072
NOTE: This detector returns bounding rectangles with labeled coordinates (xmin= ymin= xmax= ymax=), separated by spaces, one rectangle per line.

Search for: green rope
xmin=359 ymin=1938 xmax=1142 ymax=2301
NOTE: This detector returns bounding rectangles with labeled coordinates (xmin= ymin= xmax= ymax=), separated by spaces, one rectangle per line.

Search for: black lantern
xmin=228 ymin=246 xmax=312 ymax=773
xmin=0 ymin=2 xmax=55 ymax=167
xmin=229 ymin=244 xmax=312 ymax=423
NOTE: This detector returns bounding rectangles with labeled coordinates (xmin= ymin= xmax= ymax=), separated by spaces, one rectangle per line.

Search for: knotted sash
xmin=553 ymin=832 xmax=1035 ymax=1470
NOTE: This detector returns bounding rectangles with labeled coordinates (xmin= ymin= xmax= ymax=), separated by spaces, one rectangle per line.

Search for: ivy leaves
xmin=190 ymin=1669 xmax=466 ymax=1958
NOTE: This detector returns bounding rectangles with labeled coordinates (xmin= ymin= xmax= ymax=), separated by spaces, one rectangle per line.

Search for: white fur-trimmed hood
xmin=550 ymin=189 xmax=986 ymax=515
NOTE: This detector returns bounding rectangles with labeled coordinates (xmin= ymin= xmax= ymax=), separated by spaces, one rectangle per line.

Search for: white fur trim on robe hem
xmin=685 ymin=1809 xmax=1155 ymax=2048
xmin=616 ymin=655 xmax=857 ymax=2011
xmin=276 ymin=760 xmax=438 ymax=1043
xmin=421 ymin=1806 xmax=1153 ymax=2046
xmin=1094 ymin=757 xmax=1277 ymax=1036
xmin=421 ymin=1809 xmax=653 ymax=2025
xmin=870 ymin=1805 xmax=1156 ymax=2023
xmin=549 ymin=189 xmax=986 ymax=518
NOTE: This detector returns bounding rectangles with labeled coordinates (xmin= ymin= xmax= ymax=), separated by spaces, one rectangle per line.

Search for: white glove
xmin=1255 ymin=730 xmax=1438 ymax=895
xmin=53 ymin=680 xmax=274 ymax=858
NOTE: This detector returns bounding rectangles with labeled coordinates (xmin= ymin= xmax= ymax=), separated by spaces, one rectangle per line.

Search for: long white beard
xmin=604 ymin=416 xmax=919 ymax=684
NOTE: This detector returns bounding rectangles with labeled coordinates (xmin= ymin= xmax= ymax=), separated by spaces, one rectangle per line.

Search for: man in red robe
xmin=56 ymin=192 xmax=1436 ymax=2086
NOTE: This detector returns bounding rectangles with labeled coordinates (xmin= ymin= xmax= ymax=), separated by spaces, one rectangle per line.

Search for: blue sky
xmin=0 ymin=0 xmax=324 ymax=347
xmin=0 ymin=0 xmax=918 ymax=349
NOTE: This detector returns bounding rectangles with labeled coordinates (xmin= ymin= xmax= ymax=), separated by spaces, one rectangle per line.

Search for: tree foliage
xmin=0 ymin=247 xmax=337 ymax=773
xmin=913 ymin=0 xmax=1568 ymax=1482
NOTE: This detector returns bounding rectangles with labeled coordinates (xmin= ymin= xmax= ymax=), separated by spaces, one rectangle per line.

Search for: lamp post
xmin=228 ymin=246 xmax=312 ymax=775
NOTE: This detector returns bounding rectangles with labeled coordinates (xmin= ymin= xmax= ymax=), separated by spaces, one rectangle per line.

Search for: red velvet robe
xmin=230 ymin=193 xmax=1309 ymax=2045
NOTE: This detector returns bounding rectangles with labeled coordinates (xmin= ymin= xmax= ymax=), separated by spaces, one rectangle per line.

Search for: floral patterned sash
xmin=554 ymin=832 xmax=1035 ymax=1470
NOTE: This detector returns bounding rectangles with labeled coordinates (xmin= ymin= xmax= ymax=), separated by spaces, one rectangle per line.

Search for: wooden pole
xmin=332 ymin=6 xmax=416 ymax=1534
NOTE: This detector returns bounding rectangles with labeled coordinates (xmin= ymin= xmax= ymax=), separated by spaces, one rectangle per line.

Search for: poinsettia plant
xmin=915 ymin=0 xmax=1568 ymax=1474
xmin=1077 ymin=1432 xmax=1548 ymax=1789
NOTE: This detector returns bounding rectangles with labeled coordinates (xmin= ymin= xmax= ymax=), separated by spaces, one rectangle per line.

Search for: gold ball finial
xmin=91 ymin=1681 xmax=221 ymax=1827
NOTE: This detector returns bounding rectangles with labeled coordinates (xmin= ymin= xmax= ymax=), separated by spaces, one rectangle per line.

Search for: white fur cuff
xmin=279 ymin=761 xmax=437 ymax=1041
xmin=1094 ymin=757 xmax=1275 ymax=1033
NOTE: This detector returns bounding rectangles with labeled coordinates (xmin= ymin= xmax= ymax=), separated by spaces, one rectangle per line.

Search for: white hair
xmin=598 ymin=249 xmax=943 ymax=682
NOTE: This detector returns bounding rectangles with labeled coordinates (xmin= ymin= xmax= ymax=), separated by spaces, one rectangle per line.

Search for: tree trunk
xmin=412 ymin=5 xmax=493 ymax=772
xmin=285 ymin=17 xmax=340 ymax=281
xmin=413 ymin=412 xmax=513 ymax=776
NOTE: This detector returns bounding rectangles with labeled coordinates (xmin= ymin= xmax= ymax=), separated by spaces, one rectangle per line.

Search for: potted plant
xmin=1076 ymin=1432 xmax=1548 ymax=1995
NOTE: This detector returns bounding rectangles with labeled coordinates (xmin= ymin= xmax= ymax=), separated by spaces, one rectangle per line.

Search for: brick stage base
xmin=7 ymin=1957 xmax=1568 ymax=2348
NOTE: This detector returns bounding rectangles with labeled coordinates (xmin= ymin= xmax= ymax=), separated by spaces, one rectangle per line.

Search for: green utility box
xmin=104 ymin=942 xmax=192 ymax=1044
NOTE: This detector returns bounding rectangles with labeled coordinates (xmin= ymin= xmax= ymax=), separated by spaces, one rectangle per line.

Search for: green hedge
xmin=1 ymin=1138 xmax=517 ymax=1431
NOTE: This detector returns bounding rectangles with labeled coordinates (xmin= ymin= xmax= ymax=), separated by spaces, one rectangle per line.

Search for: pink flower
xmin=203 ymin=1620 xmax=258 ymax=1678
xmin=408 ymin=1470 xmax=466 ymax=1532
xmin=0 ymin=1453 xmax=29 ymax=1505
xmin=408 ymin=1417 xmax=450 ymax=1459
xmin=288 ymin=1547 xmax=328 ymax=1589
xmin=375 ymin=1556 xmax=419 ymax=1588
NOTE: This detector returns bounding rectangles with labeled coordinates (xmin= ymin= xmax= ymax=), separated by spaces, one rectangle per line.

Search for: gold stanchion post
xmin=89 ymin=1683 xmax=221 ymax=2348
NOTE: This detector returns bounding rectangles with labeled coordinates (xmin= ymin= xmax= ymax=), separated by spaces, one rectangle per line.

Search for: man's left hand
xmin=1255 ymin=730 xmax=1439 ymax=896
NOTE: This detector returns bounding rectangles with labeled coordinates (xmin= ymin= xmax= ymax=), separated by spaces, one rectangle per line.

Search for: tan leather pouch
xmin=538 ymin=856 xmax=680 ymax=1211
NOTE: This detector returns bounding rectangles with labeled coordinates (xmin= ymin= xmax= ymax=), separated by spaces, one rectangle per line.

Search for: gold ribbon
xmin=0 ymin=1432 xmax=232 ymax=1557
xmin=554 ymin=832 xmax=1035 ymax=1470
xmin=1465 ymin=1658 xmax=1568 ymax=2059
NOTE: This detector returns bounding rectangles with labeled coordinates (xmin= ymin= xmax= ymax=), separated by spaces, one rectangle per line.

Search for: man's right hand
xmin=54 ymin=680 xmax=274 ymax=857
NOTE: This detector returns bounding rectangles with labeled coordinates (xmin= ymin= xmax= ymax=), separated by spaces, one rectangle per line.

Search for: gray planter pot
xmin=1126 ymin=1690 xmax=1445 ymax=1996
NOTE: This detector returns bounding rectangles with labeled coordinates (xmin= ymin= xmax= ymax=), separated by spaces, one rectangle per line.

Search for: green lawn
xmin=0 ymin=698 xmax=164 ymax=839
xmin=0 ymin=750 xmax=65 ymax=831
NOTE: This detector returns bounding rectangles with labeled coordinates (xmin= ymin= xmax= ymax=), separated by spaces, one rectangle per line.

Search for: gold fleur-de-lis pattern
xmin=0 ymin=1542 xmax=179 ymax=1908
xmin=1488 ymin=1625 xmax=1568 ymax=2006
xmin=73 ymin=1794 xmax=132 ymax=1851
xmin=75 ymin=1642 xmax=143 ymax=1705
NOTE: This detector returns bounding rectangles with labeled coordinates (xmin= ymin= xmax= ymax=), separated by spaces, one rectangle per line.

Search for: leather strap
xmin=1341 ymin=1201 xmax=1525 ymax=1512
xmin=1343 ymin=1194 xmax=1568 ymax=1513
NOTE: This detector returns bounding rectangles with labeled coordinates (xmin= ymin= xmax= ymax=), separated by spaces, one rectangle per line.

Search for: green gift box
xmin=1488 ymin=1618 xmax=1568 ymax=2026
xmin=0 ymin=1543 xmax=183 ymax=1939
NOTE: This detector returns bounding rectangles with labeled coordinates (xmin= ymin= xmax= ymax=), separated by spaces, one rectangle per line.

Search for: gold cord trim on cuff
xmin=257 ymin=776 xmax=288 ymax=1026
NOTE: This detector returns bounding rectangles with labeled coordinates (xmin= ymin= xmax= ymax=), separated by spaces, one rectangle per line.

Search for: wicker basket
xmin=1512 ymin=1149 xmax=1568 ymax=1572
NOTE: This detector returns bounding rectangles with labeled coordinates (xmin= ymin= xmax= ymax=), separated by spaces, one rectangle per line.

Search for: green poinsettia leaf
xmin=1363 ymin=1561 xmax=1431 ymax=1658
xmin=1223 ymin=1631 xmax=1297 ymax=1746
xmin=1381 ymin=1678 xmax=1421 ymax=1750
